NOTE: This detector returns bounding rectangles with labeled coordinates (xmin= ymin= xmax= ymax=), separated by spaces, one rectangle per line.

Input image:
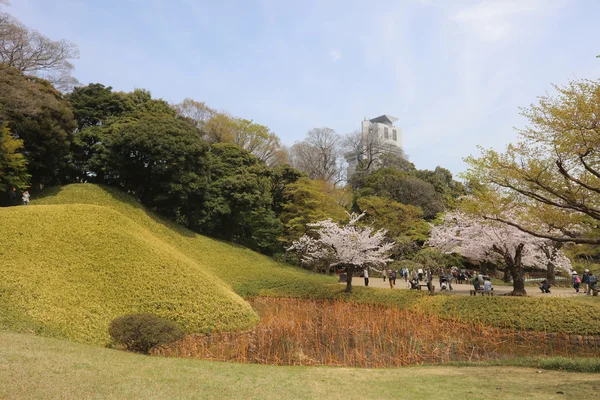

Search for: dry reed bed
xmin=154 ymin=298 xmax=600 ymax=367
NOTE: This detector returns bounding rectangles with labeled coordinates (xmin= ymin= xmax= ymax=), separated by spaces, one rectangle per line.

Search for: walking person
xmin=363 ymin=267 xmax=369 ymax=287
xmin=382 ymin=269 xmax=387 ymax=282
xmin=21 ymin=190 xmax=30 ymax=206
xmin=390 ymin=269 xmax=397 ymax=288
xmin=588 ymin=271 xmax=597 ymax=295
xmin=572 ymin=271 xmax=581 ymax=293
xmin=583 ymin=269 xmax=591 ymax=295
xmin=417 ymin=267 xmax=424 ymax=282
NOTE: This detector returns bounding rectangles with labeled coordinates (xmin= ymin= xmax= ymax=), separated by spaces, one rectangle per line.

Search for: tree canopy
xmin=464 ymin=78 xmax=600 ymax=245
xmin=429 ymin=211 xmax=572 ymax=295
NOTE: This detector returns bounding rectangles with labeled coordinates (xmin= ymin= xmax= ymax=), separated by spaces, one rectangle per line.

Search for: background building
xmin=346 ymin=114 xmax=403 ymax=179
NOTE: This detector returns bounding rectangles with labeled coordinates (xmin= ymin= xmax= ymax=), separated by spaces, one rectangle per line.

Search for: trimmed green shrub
xmin=109 ymin=313 xmax=184 ymax=354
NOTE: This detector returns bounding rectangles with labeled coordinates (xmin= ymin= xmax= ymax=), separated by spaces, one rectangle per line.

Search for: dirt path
xmin=344 ymin=276 xmax=584 ymax=297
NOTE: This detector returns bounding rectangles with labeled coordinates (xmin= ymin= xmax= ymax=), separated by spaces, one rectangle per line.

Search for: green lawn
xmin=1 ymin=331 xmax=599 ymax=400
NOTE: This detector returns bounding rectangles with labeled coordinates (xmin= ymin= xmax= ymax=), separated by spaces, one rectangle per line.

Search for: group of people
xmin=572 ymin=269 xmax=597 ymax=295
xmin=378 ymin=267 xmax=466 ymax=292
xmin=364 ymin=266 xmax=599 ymax=296
xmin=8 ymin=188 xmax=30 ymax=206
xmin=472 ymin=273 xmax=493 ymax=293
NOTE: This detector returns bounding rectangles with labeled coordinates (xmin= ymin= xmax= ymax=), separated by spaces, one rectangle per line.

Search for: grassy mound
xmin=34 ymin=184 xmax=338 ymax=298
xmin=0 ymin=203 xmax=258 ymax=344
xmin=1 ymin=184 xmax=340 ymax=344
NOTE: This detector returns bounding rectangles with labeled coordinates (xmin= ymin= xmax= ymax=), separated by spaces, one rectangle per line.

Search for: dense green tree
xmin=280 ymin=177 xmax=347 ymax=241
xmin=97 ymin=114 xmax=210 ymax=221
xmin=0 ymin=66 xmax=76 ymax=186
xmin=124 ymin=89 xmax=174 ymax=116
xmin=356 ymin=195 xmax=430 ymax=260
xmin=270 ymin=164 xmax=305 ymax=215
xmin=415 ymin=166 xmax=467 ymax=208
xmin=200 ymin=143 xmax=282 ymax=254
xmin=68 ymin=83 xmax=133 ymax=128
xmin=358 ymin=168 xmax=444 ymax=219
xmin=0 ymin=124 xmax=29 ymax=195
xmin=356 ymin=196 xmax=425 ymax=239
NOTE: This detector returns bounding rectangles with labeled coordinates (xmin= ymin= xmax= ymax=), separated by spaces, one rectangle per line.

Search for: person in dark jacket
xmin=539 ymin=279 xmax=551 ymax=294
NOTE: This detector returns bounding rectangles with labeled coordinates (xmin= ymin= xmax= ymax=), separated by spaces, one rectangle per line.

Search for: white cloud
xmin=329 ymin=49 xmax=342 ymax=62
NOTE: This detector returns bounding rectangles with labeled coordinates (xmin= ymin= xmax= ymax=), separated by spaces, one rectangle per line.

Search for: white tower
xmin=346 ymin=115 xmax=403 ymax=179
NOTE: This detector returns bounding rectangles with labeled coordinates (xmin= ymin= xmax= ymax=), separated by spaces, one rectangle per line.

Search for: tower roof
xmin=369 ymin=115 xmax=398 ymax=125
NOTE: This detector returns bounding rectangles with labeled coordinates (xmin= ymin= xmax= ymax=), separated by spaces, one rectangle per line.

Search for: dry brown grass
xmin=155 ymin=298 xmax=599 ymax=367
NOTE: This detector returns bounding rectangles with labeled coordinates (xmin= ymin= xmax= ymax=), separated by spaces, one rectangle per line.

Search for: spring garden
xmin=2 ymin=2 xmax=600 ymax=399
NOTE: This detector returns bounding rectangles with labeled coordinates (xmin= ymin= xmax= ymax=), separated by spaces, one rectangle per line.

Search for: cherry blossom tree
xmin=429 ymin=211 xmax=572 ymax=296
xmin=288 ymin=212 xmax=394 ymax=292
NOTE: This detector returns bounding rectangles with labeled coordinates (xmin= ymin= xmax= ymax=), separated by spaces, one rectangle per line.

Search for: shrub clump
xmin=109 ymin=313 xmax=184 ymax=354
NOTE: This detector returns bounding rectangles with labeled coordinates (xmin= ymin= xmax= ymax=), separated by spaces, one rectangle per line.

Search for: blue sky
xmin=7 ymin=0 xmax=600 ymax=175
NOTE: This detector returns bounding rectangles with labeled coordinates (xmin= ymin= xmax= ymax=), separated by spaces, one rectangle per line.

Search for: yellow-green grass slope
xmin=1 ymin=184 xmax=343 ymax=345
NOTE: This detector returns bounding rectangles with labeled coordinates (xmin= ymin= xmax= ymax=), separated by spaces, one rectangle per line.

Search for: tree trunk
xmin=510 ymin=266 xmax=527 ymax=296
xmin=495 ymin=243 xmax=527 ymax=296
xmin=510 ymin=243 xmax=527 ymax=296
xmin=345 ymin=265 xmax=355 ymax=293
xmin=503 ymin=266 xmax=511 ymax=283
xmin=546 ymin=262 xmax=556 ymax=285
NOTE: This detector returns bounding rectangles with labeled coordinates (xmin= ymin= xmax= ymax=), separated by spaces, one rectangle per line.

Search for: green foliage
xmin=415 ymin=166 xmax=468 ymax=208
xmin=108 ymin=313 xmax=184 ymax=354
xmin=356 ymin=195 xmax=424 ymax=238
xmin=124 ymin=89 xmax=175 ymax=116
xmin=4 ymin=183 xmax=600 ymax=344
xmin=280 ymin=177 xmax=347 ymax=241
xmin=68 ymin=83 xmax=133 ymax=129
xmin=269 ymin=164 xmax=304 ymax=215
xmin=391 ymin=259 xmax=424 ymax=271
xmin=198 ymin=142 xmax=282 ymax=253
xmin=412 ymin=248 xmax=462 ymax=271
xmin=98 ymin=114 xmax=210 ymax=222
xmin=0 ymin=124 xmax=29 ymax=193
xmin=357 ymin=168 xmax=444 ymax=219
xmin=462 ymin=78 xmax=600 ymax=244
xmin=0 ymin=67 xmax=77 ymax=186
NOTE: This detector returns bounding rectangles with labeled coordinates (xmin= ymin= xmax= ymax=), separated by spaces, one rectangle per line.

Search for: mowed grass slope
xmin=34 ymin=184 xmax=339 ymax=298
xmin=0 ymin=202 xmax=260 ymax=344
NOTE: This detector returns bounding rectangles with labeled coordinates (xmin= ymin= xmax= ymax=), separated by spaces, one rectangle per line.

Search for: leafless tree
xmin=0 ymin=11 xmax=79 ymax=91
xmin=344 ymin=129 xmax=410 ymax=180
xmin=344 ymin=129 xmax=386 ymax=174
xmin=289 ymin=127 xmax=344 ymax=184
xmin=172 ymin=98 xmax=216 ymax=130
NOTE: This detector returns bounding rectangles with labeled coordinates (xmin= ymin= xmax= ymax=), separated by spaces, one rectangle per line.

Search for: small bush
xmin=109 ymin=313 xmax=184 ymax=354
